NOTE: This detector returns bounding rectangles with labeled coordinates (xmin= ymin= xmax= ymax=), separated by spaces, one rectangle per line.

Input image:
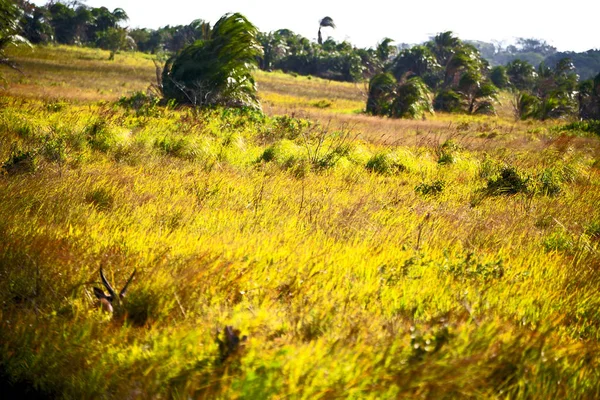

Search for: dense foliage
xmin=368 ymin=32 xmax=499 ymax=119
xmin=1 ymin=0 xmax=28 ymax=73
xmin=14 ymin=1 xmax=600 ymax=86
xmin=161 ymin=13 xmax=263 ymax=109
xmin=578 ymin=72 xmax=600 ymax=120
xmin=366 ymin=73 xmax=432 ymax=118
xmin=506 ymin=58 xmax=580 ymax=120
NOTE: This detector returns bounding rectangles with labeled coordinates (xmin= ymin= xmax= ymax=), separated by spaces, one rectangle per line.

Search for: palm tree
xmin=505 ymin=59 xmax=537 ymax=91
xmin=318 ymin=16 xmax=335 ymax=45
xmin=443 ymin=45 xmax=482 ymax=87
xmin=390 ymin=76 xmax=433 ymax=119
xmin=391 ymin=46 xmax=440 ymax=83
xmin=367 ymin=72 xmax=433 ymax=119
xmin=375 ymin=37 xmax=395 ymax=68
xmin=161 ymin=13 xmax=263 ymax=109
xmin=578 ymin=73 xmax=600 ymax=120
xmin=366 ymin=72 xmax=396 ymax=115
xmin=111 ymin=8 xmax=129 ymax=25
xmin=427 ymin=31 xmax=461 ymax=67
xmin=490 ymin=66 xmax=510 ymax=89
xmin=456 ymin=71 xmax=499 ymax=114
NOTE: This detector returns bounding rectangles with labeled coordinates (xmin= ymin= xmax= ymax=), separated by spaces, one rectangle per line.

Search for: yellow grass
xmin=1 ymin=45 xmax=600 ymax=398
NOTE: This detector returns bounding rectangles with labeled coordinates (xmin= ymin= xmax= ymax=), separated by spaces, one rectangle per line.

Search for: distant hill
xmin=544 ymin=50 xmax=600 ymax=80
xmin=466 ymin=40 xmax=600 ymax=80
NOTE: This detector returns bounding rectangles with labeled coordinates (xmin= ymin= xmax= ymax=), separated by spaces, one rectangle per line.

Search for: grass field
xmin=1 ymin=45 xmax=600 ymax=398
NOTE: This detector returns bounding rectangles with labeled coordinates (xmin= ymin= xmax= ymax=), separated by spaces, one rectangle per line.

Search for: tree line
xmin=3 ymin=2 xmax=600 ymax=121
xmin=367 ymin=32 xmax=600 ymax=122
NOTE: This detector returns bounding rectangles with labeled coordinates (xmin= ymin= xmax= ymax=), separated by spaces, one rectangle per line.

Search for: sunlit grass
xmin=1 ymin=45 xmax=600 ymax=398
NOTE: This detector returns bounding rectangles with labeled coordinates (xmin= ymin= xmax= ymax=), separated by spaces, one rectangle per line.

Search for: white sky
xmin=33 ymin=0 xmax=599 ymax=52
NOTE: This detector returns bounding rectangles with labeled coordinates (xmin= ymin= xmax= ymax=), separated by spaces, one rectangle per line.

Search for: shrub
xmin=365 ymin=152 xmax=407 ymax=174
xmin=42 ymin=136 xmax=67 ymax=164
xmin=442 ymin=252 xmax=504 ymax=281
xmin=1 ymin=150 xmax=38 ymax=175
xmin=266 ymin=115 xmax=311 ymax=141
xmin=154 ymin=136 xmax=191 ymax=159
xmin=585 ymin=220 xmax=600 ymax=240
xmin=258 ymin=140 xmax=303 ymax=168
xmin=117 ymin=91 xmax=161 ymax=116
xmin=557 ymin=120 xmax=600 ymax=137
xmin=486 ymin=166 xmax=530 ymax=196
xmin=437 ymin=139 xmax=460 ymax=165
xmin=85 ymin=119 xmax=116 ymax=152
xmin=433 ymin=89 xmax=463 ymax=113
xmin=123 ymin=287 xmax=162 ymax=327
xmin=538 ymin=168 xmax=562 ymax=196
xmin=415 ymin=180 xmax=445 ymax=196
xmin=543 ymin=230 xmax=573 ymax=253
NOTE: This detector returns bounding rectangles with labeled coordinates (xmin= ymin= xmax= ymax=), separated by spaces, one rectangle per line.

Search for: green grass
xmin=1 ymin=45 xmax=600 ymax=398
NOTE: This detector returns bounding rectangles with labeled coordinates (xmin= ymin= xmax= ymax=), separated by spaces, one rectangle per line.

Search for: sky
xmin=33 ymin=0 xmax=599 ymax=52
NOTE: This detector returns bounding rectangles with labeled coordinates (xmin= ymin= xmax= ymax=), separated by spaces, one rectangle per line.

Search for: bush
xmin=433 ymin=89 xmax=463 ymax=113
xmin=538 ymin=168 xmax=562 ymax=196
xmin=543 ymin=230 xmax=573 ymax=253
xmin=442 ymin=252 xmax=504 ymax=281
xmin=486 ymin=166 xmax=530 ymax=195
xmin=154 ymin=136 xmax=192 ymax=159
xmin=123 ymin=287 xmax=162 ymax=326
xmin=585 ymin=220 xmax=600 ymax=240
xmin=117 ymin=91 xmax=161 ymax=116
xmin=266 ymin=115 xmax=311 ymax=141
xmin=557 ymin=120 xmax=600 ymax=136
xmin=437 ymin=139 xmax=461 ymax=165
xmin=415 ymin=180 xmax=445 ymax=196
xmin=1 ymin=150 xmax=38 ymax=175
xmin=42 ymin=136 xmax=67 ymax=164
xmin=365 ymin=152 xmax=407 ymax=174
xmin=258 ymin=140 xmax=303 ymax=168
xmin=85 ymin=119 xmax=116 ymax=152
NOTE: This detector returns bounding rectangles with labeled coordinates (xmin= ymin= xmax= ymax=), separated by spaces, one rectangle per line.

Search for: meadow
xmin=1 ymin=45 xmax=600 ymax=399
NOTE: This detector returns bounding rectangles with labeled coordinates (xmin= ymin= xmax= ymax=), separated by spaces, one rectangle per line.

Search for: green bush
xmin=42 ymin=136 xmax=67 ymax=163
xmin=543 ymin=230 xmax=573 ymax=253
xmin=442 ymin=252 xmax=504 ymax=281
xmin=433 ymin=89 xmax=463 ymax=113
xmin=557 ymin=120 xmax=600 ymax=136
xmin=365 ymin=152 xmax=407 ymax=174
xmin=585 ymin=220 xmax=600 ymax=240
xmin=258 ymin=140 xmax=303 ymax=168
xmin=117 ymin=91 xmax=161 ymax=116
xmin=85 ymin=119 xmax=116 ymax=152
xmin=437 ymin=139 xmax=461 ymax=165
xmin=415 ymin=180 xmax=445 ymax=196
xmin=154 ymin=136 xmax=190 ymax=158
xmin=124 ymin=287 xmax=162 ymax=327
xmin=1 ymin=149 xmax=38 ymax=175
xmin=486 ymin=166 xmax=530 ymax=195
xmin=538 ymin=168 xmax=562 ymax=196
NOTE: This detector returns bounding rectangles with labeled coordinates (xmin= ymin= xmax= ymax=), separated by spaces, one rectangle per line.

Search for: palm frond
xmin=319 ymin=17 xmax=336 ymax=29
xmin=161 ymin=13 xmax=262 ymax=109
